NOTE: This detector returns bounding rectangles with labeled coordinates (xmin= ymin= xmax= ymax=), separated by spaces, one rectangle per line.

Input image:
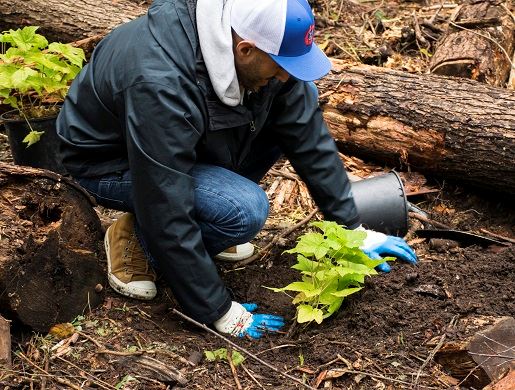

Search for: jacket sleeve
xmin=122 ymin=81 xmax=232 ymax=324
xmin=269 ymin=80 xmax=361 ymax=228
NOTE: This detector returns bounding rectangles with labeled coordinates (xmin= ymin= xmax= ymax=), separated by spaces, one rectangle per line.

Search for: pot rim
xmin=0 ymin=107 xmax=60 ymax=123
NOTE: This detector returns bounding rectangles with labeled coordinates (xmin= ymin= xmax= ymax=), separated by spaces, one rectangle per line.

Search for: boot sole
xmin=105 ymin=226 xmax=156 ymax=300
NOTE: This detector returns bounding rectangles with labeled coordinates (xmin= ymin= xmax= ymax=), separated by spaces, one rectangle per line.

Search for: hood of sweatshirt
xmin=196 ymin=0 xmax=242 ymax=106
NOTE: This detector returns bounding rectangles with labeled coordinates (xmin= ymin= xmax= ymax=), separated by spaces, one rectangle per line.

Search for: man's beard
xmin=236 ymin=60 xmax=265 ymax=92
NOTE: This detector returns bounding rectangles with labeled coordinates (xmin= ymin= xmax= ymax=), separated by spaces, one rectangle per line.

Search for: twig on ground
xmin=77 ymin=331 xmax=104 ymax=349
xmin=412 ymin=11 xmax=430 ymax=49
xmin=457 ymin=362 xmax=483 ymax=387
xmin=149 ymin=349 xmax=196 ymax=367
xmin=408 ymin=212 xmax=451 ymax=229
xmin=41 ymin=357 xmax=49 ymax=390
xmin=96 ymin=349 xmax=143 ymax=356
xmin=269 ymin=168 xmax=300 ymax=181
xmin=479 ymin=229 xmax=515 ymax=244
xmin=227 ymin=349 xmax=243 ymax=390
xmin=16 ymin=352 xmax=83 ymax=390
xmin=241 ymin=363 xmax=266 ymax=389
xmin=468 ymin=351 xmax=515 ymax=360
xmin=55 ymin=356 xmax=115 ymax=390
xmin=255 ymin=344 xmax=297 ymax=356
xmin=233 ymin=208 xmax=319 ymax=268
xmin=413 ymin=315 xmax=458 ymax=387
xmin=171 ymin=308 xmax=316 ymax=390
xmin=80 ymin=331 xmax=194 ymax=368
xmin=318 ymin=368 xmax=439 ymax=389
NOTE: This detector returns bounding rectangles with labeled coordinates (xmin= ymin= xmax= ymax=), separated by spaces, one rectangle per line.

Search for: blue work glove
xmin=213 ymin=301 xmax=284 ymax=339
xmin=359 ymin=228 xmax=417 ymax=272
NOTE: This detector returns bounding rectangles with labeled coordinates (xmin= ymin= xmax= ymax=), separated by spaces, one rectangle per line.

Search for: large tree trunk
xmin=429 ymin=0 xmax=515 ymax=87
xmin=317 ymin=61 xmax=515 ymax=194
xmin=0 ymin=0 xmax=147 ymax=43
xmin=0 ymin=163 xmax=105 ymax=332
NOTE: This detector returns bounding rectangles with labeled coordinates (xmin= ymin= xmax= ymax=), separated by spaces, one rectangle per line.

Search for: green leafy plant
xmin=204 ymin=348 xmax=245 ymax=366
xmin=268 ymin=221 xmax=392 ymax=324
xmin=0 ymin=26 xmax=84 ymax=145
xmin=115 ymin=375 xmax=138 ymax=389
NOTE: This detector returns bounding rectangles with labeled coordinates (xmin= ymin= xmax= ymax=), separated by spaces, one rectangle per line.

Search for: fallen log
xmin=0 ymin=0 xmax=147 ymax=43
xmin=429 ymin=0 xmax=515 ymax=87
xmin=433 ymin=316 xmax=515 ymax=389
xmin=0 ymin=163 xmax=105 ymax=332
xmin=317 ymin=61 xmax=515 ymax=195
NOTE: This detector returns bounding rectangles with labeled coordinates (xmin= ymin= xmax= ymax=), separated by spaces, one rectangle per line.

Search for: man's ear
xmin=234 ymin=40 xmax=256 ymax=62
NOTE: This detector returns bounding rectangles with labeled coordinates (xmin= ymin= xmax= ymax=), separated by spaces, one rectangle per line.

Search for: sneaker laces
xmin=123 ymin=234 xmax=156 ymax=281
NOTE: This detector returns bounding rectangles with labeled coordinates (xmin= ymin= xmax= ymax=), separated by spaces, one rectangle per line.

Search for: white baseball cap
xmin=231 ymin=0 xmax=332 ymax=81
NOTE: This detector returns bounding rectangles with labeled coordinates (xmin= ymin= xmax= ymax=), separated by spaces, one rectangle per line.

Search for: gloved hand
xmin=359 ymin=228 xmax=417 ymax=272
xmin=213 ymin=301 xmax=284 ymax=339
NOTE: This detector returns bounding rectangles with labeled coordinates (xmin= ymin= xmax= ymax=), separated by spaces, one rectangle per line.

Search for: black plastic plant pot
xmin=351 ymin=171 xmax=409 ymax=236
xmin=1 ymin=109 xmax=67 ymax=174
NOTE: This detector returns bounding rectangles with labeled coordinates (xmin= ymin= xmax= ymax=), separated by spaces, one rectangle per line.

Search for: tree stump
xmin=0 ymin=163 xmax=105 ymax=332
xmin=429 ymin=0 xmax=515 ymax=87
xmin=317 ymin=61 xmax=515 ymax=195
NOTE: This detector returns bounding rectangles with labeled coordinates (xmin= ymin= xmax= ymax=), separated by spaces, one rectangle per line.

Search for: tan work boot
xmin=215 ymin=242 xmax=255 ymax=262
xmin=104 ymin=213 xmax=157 ymax=300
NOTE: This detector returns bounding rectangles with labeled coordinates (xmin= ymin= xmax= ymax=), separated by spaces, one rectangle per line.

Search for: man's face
xmin=233 ymin=39 xmax=290 ymax=92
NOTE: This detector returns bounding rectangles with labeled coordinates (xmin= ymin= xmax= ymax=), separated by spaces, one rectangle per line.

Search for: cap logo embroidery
xmin=304 ymin=24 xmax=314 ymax=46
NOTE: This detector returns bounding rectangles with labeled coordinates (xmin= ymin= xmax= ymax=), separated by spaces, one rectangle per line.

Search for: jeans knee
xmin=241 ymin=186 xmax=269 ymax=238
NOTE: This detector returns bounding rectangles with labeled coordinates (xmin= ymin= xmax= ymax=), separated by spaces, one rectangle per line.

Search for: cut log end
xmin=0 ymin=163 xmax=105 ymax=332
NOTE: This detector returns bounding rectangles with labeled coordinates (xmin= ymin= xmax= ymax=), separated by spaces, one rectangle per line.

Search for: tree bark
xmin=0 ymin=0 xmax=147 ymax=43
xmin=317 ymin=61 xmax=515 ymax=194
xmin=0 ymin=163 xmax=105 ymax=332
xmin=429 ymin=0 xmax=515 ymax=87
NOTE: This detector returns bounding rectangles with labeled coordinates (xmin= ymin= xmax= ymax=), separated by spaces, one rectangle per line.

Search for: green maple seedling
xmin=267 ymin=221 xmax=393 ymax=324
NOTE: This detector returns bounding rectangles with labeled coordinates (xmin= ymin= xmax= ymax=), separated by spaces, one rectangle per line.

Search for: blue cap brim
xmin=269 ymin=44 xmax=332 ymax=81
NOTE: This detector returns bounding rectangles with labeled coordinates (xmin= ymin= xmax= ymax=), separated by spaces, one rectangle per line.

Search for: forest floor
xmin=1 ymin=0 xmax=514 ymax=389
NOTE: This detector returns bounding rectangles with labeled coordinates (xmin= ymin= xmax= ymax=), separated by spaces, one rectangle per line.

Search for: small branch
xmin=55 ymin=356 xmax=115 ymax=390
xmin=241 ymin=363 xmax=266 ymax=389
xmin=413 ymin=315 xmax=458 ymax=387
xmin=227 ymin=349 xmax=243 ymax=390
xmin=479 ymin=228 xmax=515 ymax=245
xmin=468 ymin=351 xmax=515 ymax=360
xmin=255 ymin=344 xmax=297 ymax=356
xmin=96 ymin=349 xmax=143 ymax=356
xmin=412 ymin=11 xmax=430 ymax=49
xmin=171 ymin=308 xmax=316 ymax=390
xmin=408 ymin=212 xmax=451 ymax=229
xmin=16 ymin=352 xmax=82 ymax=390
xmin=269 ymin=168 xmax=300 ymax=181
xmin=77 ymin=331 xmax=104 ymax=349
xmin=233 ymin=208 xmax=319 ymax=268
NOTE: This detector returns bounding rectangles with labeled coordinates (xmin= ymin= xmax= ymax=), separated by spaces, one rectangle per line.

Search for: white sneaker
xmin=215 ymin=243 xmax=255 ymax=262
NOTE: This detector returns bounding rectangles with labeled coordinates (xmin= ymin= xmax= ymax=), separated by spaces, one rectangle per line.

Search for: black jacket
xmin=57 ymin=0 xmax=359 ymax=323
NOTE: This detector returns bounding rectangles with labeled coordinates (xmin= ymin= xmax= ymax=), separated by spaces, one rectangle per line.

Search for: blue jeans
xmin=77 ymin=148 xmax=281 ymax=259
